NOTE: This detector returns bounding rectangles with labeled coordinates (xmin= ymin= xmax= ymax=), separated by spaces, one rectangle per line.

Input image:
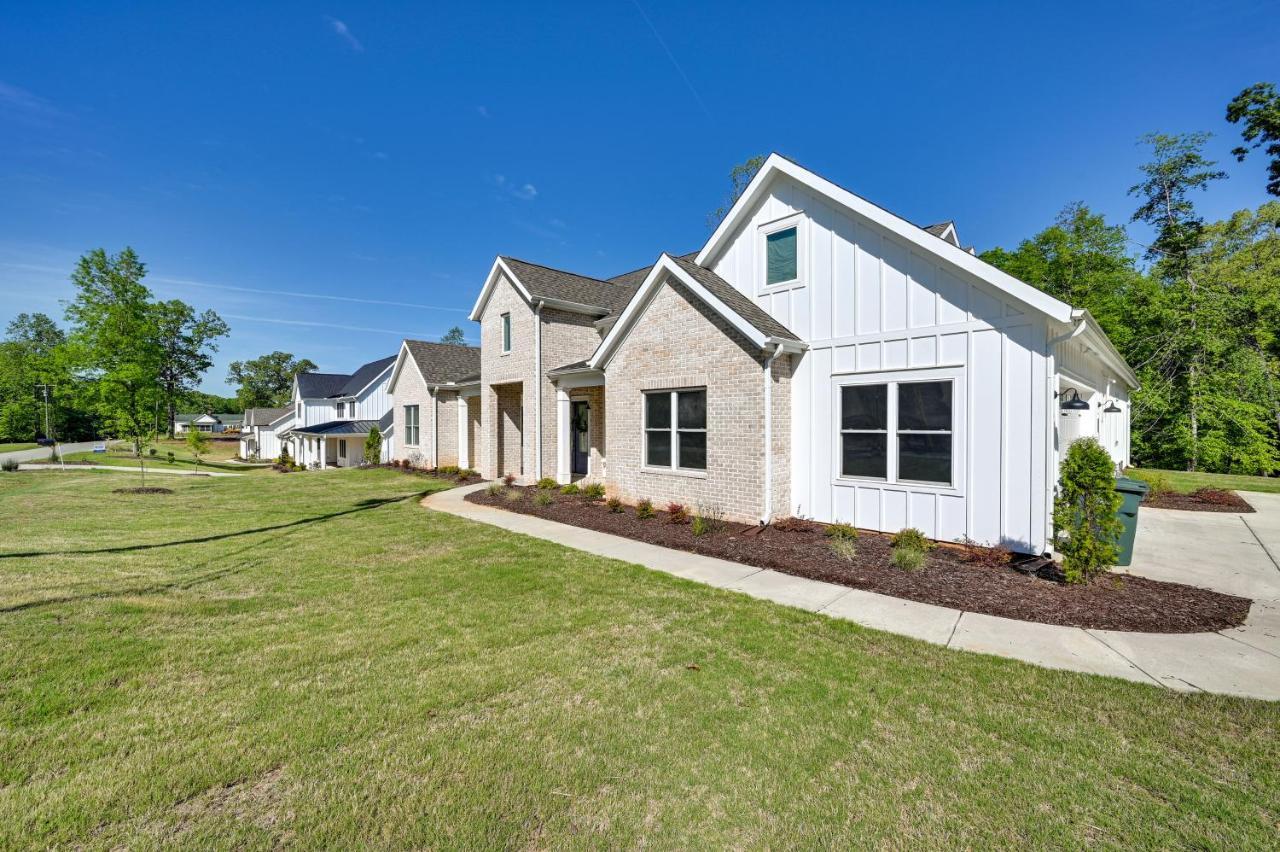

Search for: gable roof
xmin=923 ymin=221 xmax=960 ymax=247
xmin=589 ymin=253 xmax=804 ymax=370
xmin=469 ymin=255 xmax=652 ymax=320
xmin=296 ymin=371 xmax=350 ymax=398
xmin=244 ymin=407 xmax=290 ymax=427
xmin=336 ymin=355 xmax=395 ymax=397
xmin=391 ymin=339 xmax=482 ymax=390
xmin=696 ymin=153 xmax=1075 ymax=325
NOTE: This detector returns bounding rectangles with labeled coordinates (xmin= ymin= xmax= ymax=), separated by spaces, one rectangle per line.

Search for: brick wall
xmin=478 ymin=274 xmax=535 ymax=480
xmin=538 ymin=308 xmax=603 ymax=479
xmin=391 ymin=355 xmax=429 ymax=465
xmin=604 ymin=275 xmax=792 ymax=523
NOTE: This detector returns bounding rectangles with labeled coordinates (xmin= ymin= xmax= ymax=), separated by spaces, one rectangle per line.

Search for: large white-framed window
xmin=404 ymin=404 xmax=420 ymax=446
xmin=501 ymin=313 xmax=512 ymax=353
xmin=644 ymin=388 xmax=706 ymax=472
xmin=837 ymin=370 xmax=959 ymax=487
xmin=759 ymin=212 xmax=805 ymax=293
xmin=336 ymin=401 xmax=345 ymax=418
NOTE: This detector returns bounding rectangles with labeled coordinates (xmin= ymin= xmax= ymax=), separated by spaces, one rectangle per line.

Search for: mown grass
xmin=0 ymin=442 xmax=39 ymax=453
xmin=0 ymin=469 xmax=1276 ymax=847
xmin=61 ymin=437 xmax=269 ymax=474
xmin=1129 ymin=466 xmax=1280 ymax=495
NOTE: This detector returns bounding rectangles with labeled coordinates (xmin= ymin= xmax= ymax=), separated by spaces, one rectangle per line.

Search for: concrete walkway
xmin=17 ymin=463 xmax=243 ymax=477
xmin=424 ymin=484 xmax=1280 ymax=701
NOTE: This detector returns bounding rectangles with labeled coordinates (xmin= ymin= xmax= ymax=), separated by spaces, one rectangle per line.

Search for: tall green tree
xmin=227 ymin=351 xmax=317 ymax=409
xmin=64 ymin=248 xmax=164 ymax=456
xmin=440 ymin=326 xmax=467 ymax=345
xmin=1128 ymin=132 xmax=1228 ymax=471
xmin=1226 ymin=82 xmax=1280 ymax=197
xmin=153 ymin=299 xmax=229 ymax=437
xmin=707 ymin=155 xmax=766 ymax=229
xmin=0 ymin=313 xmax=68 ymax=442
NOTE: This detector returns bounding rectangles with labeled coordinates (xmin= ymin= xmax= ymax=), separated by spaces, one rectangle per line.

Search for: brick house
xmin=385 ymin=339 xmax=481 ymax=468
xmin=452 ymin=154 xmax=1137 ymax=553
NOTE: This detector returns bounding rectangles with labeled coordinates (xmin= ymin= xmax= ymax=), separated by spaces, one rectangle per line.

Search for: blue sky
xmin=2 ymin=1 xmax=1276 ymax=394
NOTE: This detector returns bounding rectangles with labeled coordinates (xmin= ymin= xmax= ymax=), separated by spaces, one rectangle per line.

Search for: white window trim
xmin=641 ymin=387 xmax=708 ymax=475
xmin=404 ymin=404 xmax=420 ymax=447
xmin=500 ymin=312 xmax=512 ymax=355
xmin=758 ymin=211 xmax=806 ymax=295
xmin=831 ymin=366 xmax=965 ymax=494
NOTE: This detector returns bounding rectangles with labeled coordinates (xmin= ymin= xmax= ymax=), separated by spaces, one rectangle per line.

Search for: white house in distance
xmin=277 ymin=355 xmax=397 ymax=468
xmin=450 ymin=153 xmax=1136 ymax=556
xmin=238 ymin=407 xmax=291 ymax=460
xmin=174 ymin=412 xmax=243 ymax=434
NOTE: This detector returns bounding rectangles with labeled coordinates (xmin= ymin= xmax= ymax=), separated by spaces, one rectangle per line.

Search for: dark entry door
xmin=570 ymin=401 xmax=589 ymax=476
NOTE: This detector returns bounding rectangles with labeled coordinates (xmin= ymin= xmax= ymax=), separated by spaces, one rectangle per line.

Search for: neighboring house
xmin=465 ymin=153 xmax=1136 ymax=555
xmin=174 ymin=413 xmax=244 ymax=434
xmin=278 ymin=356 xmax=397 ymax=467
xmin=385 ymin=339 xmax=481 ymax=468
xmin=238 ymin=407 xmax=291 ymax=460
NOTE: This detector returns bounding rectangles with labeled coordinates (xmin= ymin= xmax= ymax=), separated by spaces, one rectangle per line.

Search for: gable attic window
xmin=337 ymin=401 xmax=345 ymax=418
xmin=501 ymin=313 xmax=512 ymax=353
xmin=761 ymin=214 xmax=803 ymax=290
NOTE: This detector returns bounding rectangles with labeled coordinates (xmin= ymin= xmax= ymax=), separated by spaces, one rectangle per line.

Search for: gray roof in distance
xmin=244 ymin=407 xmax=290 ymax=427
xmin=290 ymin=419 xmax=383 ymax=437
xmin=337 ymin=355 xmax=396 ymax=396
xmin=666 ymin=254 xmax=800 ymax=342
xmin=403 ymin=340 xmax=481 ymax=385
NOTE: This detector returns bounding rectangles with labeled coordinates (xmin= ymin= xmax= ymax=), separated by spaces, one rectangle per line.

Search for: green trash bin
xmin=1113 ymin=476 xmax=1149 ymax=566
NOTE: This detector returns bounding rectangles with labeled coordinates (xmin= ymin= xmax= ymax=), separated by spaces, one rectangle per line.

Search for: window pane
xmin=898 ymin=381 xmax=952 ymax=431
xmin=841 ymin=384 xmax=887 ymax=430
xmin=899 ymin=433 xmax=951 ymax=483
xmin=678 ymin=431 xmax=706 ymax=470
xmin=645 ymin=392 xmax=670 ymax=429
xmin=646 ymin=430 xmax=671 ymax=467
xmin=841 ymin=433 xmax=887 ymax=478
xmin=766 ymin=227 xmax=797 ymax=284
xmin=677 ymin=389 xmax=706 ymax=429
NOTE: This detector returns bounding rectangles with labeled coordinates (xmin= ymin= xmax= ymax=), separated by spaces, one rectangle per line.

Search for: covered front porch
xmin=550 ymin=363 xmax=606 ymax=485
xmin=288 ymin=419 xmax=383 ymax=468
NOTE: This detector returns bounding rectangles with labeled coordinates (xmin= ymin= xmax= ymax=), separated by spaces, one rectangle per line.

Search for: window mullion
xmin=887 ymin=382 xmax=899 ymax=483
xmin=669 ymin=391 xmax=678 ymax=470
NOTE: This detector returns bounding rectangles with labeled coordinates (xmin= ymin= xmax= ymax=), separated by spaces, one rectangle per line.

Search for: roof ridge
xmin=501 ymin=255 xmax=611 ymax=285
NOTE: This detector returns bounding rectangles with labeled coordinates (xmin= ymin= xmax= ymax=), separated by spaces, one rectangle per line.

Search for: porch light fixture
xmin=1103 ymin=400 xmax=1121 ymax=413
xmin=1058 ymin=388 xmax=1090 ymax=412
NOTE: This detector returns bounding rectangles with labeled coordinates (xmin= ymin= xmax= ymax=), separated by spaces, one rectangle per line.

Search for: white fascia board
xmin=1074 ymin=310 xmax=1140 ymax=389
xmin=468 ymin=257 xmax=533 ymax=321
xmin=386 ymin=341 xmax=413 ymax=392
xmin=536 ymin=297 xmax=611 ymax=317
xmin=588 ymin=254 xmax=769 ymax=370
xmin=696 ymin=154 xmax=1075 ymax=324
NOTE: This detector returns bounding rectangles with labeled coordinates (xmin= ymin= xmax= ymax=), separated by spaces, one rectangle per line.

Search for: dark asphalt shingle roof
xmin=378 ymin=411 xmax=392 ymax=430
xmin=296 ymin=372 xmax=350 ymax=398
xmin=244 ymin=407 xmax=289 ymax=427
xmin=403 ymin=340 xmax=481 ymax=385
xmin=501 ymin=256 xmax=637 ymax=314
xmin=667 ymin=255 xmax=800 ymax=342
xmin=923 ymin=221 xmax=960 ymax=246
xmin=548 ymin=359 xmax=592 ymax=374
xmin=290 ymin=419 xmax=383 ymax=436
xmin=337 ymin=356 xmax=396 ymax=397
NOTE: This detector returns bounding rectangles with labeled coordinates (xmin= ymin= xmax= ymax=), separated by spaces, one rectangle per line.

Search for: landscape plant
xmin=536 ymin=476 xmax=558 ymax=490
xmin=533 ymin=490 xmax=554 ymax=507
xmin=1054 ymin=437 xmax=1124 ymax=584
xmin=828 ymin=536 xmax=857 ymax=562
xmin=826 ymin=522 xmax=858 ymax=541
xmin=891 ymin=527 xmax=934 ymax=552
xmin=363 ymin=426 xmax=382 ymax=466
xmin=892 ymin=545 xmax=926 ymax=572
xmin=0 ymin=459 xmax=17 ymax=472
xmin=636 ymin=498 xmax=654 ymax=519
xmin=666 ymin=502 xmax=688 ymax=524
xmin=559 ymin=483 xmax=580 ymax=495
xmin=606 ymin=496 xmax=623 ymax=513
xmin=185 ymin=427 xmax=210 ymax=468
xmin=581 ymin=482 xmax=605 ymax=501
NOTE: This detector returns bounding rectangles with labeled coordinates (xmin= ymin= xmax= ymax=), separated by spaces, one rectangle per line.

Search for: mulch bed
xmin=112 ymin=487 xmax=174 ymax=495
xmin=1144 ymin=488 xmax=1255 ymax=513
xmin=381 ymin=463 xmax=483 ymax=486
xmin=467 ymin=487 xmax=1251 ymax=634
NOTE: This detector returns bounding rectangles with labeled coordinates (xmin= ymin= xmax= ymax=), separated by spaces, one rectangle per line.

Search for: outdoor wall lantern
xmin=1059 ymin=388 xmax=1090 ymax=412
xmin=1103 ymin=400 xmax=1122 ymax=413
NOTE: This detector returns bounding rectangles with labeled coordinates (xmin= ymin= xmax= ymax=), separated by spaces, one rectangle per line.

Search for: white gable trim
xmin=387 ymin=341 xmax=417 ymax=393
xmin=468 ymin=257 xmax=533 ymax=321
xmin=696 ymin=154 xmax=1075 ymax=324
xmin=589 ymin=254 xmax=774 ymax=370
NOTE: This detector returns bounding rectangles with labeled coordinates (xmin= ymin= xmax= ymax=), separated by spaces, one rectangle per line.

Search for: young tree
xmin=707 ymin=155 xmax=766 ymax=229
xmin=1226 ymin=82 xmax=1280 ymax=197
xmin=440 ymin=326 xmax=467 ymax=345
xmin=227 ymin=351 xmax=318 ymax=409
xmin=363 ymin=425 xmax=383 ymax=465
xmin=153 ymin=299 xmax=229 ymax=437
xmin=186 ymin=426 xmax=210 ymax=467
xmin=64 ymin=248 xmax=164 ymax=457
xmin=1129 ymin=132 xmax=1227 ymax=471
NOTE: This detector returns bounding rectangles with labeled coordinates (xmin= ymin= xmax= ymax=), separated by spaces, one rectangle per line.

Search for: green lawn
xmin=61 ymin=437 xmax=270 ymax=474
xmin=1129 ymin=466 xmax=1280 ymax=494
xmin=0 ymin=442 xmax=39 ymax=453
xmin=1 ymin=470 xmax=1276 ymax=847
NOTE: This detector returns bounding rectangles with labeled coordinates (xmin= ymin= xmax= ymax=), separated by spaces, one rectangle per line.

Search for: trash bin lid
xmin=1115 ymin=476 xmax=1150 ymax=495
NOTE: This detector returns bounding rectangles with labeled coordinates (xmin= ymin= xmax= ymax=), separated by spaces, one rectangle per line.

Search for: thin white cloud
xmin=476 ymin=105 xmax=490 ymax=118
xmin=0 ymin=81 xmax=65 ymax=120
xmin=324 ymin=16 xmax=364 ymax=51
xmin=491 ymin=173 xmax=538 ymax=201
xmin=628 ymin=1 xmax=712 ymax=120
xmin=224 ymin=313 xmax=467 ymax=340
xmin=151 ymin=275 xmax=468 ymax=312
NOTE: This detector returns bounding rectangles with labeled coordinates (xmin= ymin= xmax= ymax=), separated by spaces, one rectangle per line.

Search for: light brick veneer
xmin=391 ymin=360 xmax=462 ymax=467
xmin=604 ymin=276 xmax=792 ymax=523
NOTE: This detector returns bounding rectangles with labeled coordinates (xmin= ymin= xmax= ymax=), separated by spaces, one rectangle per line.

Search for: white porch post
xmin=556 ymin=386 xmax=571 ymax=484
xmin=458 ymin=397 xmax=470 ymax=470
xmin=319 ymin=438 xmax=327 ymax=469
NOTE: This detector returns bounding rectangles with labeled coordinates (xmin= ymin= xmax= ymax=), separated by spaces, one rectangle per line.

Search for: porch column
xmin=319 ymin=438 xmax=327 ymax=469
xmin=458 ymin=397 xmax=470 ymax=470
xmin=556 ymin=386 xmax=571 ymax=484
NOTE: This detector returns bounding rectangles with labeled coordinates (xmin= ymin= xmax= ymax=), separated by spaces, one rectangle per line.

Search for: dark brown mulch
xmin=381 ymin=463 xmax=483 ymax=486
xmin=112 ymin=487 xmax=174 ymax=495
xmin=466 ymin=487 xmax=1251 ymax=634
xmin=1144 ymin=488 xmax=1255 ymax=513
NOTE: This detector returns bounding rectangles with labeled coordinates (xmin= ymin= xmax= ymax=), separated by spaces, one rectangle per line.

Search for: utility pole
xmin=35 ymin=383 xmax=63 ymax=469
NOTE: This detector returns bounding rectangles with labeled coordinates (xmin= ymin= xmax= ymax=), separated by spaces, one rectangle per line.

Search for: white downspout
xmin=534 ymin=300 xmax=543 ymax=481
xmin=432 ymin=387 xmax=439 ymax=468
xmin=762 ymin=344 xmax=779 ymax=525
xmin=1044 ymin=314 xmax=1088 ymax=555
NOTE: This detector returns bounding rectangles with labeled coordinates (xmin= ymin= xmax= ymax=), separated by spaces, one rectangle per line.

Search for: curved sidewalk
xmin=425 ymin=484 xmax=1280 ymax=701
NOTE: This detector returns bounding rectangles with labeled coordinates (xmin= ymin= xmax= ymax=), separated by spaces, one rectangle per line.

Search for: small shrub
xmin=582 ymin=483 xmax=606 ymax=501
xmin=666 ymin=502 xmax=689 ymax=524
xmin=891 ymin=527 xmax=934 ymax=552
xmin=693 ymin=503 xmax=724 ymax=535
xmin=148 ymin=448 xmax=157 ymax=457
xmin=560 ymin=483 xmax=580 ymax=495
xmin=1054 ymin=437 xmax=1122 ymax=584
xmin=773 ymin=516 xmax=822 ymax=533
xmin=829 ymin=536 xmax=858 ymax=562
xmin=459 ymin=468 xmax=477 ymax=478
xmin=536 ymin=476 xmax=558 ymax=490
xmin=606 ymin=496 xmax=624 ymax=513
xmin=407 ymin=451 xmax=425 ymax=470
xmin=166 ymin=452 xmax=176 ymax=464
xmin=956 ymin=537 xmax=1012 ymax=568
xmin=1 ymin=459 xmax=18 ymax=472
xmin=533 ymin=490 xmax=554 ymax=507
xmin=826 ymin=522 xmax=859 ymax=541
xmin=454 ymin=472 xmax=471 ymax=483
xmin=892 ymin=546 xmax=926 ymax=571
xmin=439 ymin=464 xmax=460 ymax=476
xmin=486 ymin=482 xmax=505 ymax=496
xmin=1129 ymin=468 xmax=1171 ymax=498
xmin=691 ymin=515 xmax=709 ymax=536
xmin=636 ymin=499 xmax=655 ymax=519
xmin=503 ymin=473 xmax=517 ymax=487
xmin=502 ymin=486 xmax=523 ymax=502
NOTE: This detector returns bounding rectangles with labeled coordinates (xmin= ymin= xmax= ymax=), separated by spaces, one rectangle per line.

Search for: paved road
xmin=17 ymin=463 xmax=243 ymax=477
xmin=0 ymin=441 xmax=102 ymax=464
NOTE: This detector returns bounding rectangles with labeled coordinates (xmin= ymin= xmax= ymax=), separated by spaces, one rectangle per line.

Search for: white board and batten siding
xmin=1056 ymin=336 xmax=1131 ymax=467
xmin=710 ymin=176 xmax=1053 ymax=553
